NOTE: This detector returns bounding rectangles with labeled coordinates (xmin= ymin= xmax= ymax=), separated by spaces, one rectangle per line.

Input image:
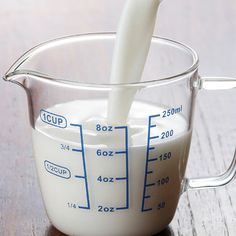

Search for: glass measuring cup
xmin=3 ymin=33 xmax=236 ymax=236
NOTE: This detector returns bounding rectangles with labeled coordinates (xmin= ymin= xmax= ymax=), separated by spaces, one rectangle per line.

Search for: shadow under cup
xmin=4 ymin=34 xmax=201 ymax=235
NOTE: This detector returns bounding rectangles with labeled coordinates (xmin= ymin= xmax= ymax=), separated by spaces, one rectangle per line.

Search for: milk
xmin=32 ymin=99 xmax=191 ymax=236
xmin=32 ymin=2 xmax=182 ymax=235
xmin=108 ymin=0 xmax=162 ymax=124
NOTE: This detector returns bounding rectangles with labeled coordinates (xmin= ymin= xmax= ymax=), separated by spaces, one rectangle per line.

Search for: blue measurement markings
xmin=70 ymin=123 xmax=90 ymax=210
xmin=114 ymin=126 xmax=129 ymax=211
xmin=141 ymin=114 xmax=160 ymax=212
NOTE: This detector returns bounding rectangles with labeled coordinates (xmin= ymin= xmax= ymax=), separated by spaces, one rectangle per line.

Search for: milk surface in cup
xmin=33 ymin=99 xmax=191 ymax=236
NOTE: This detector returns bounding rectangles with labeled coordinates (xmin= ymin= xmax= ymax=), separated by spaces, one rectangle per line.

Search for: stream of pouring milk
xmin=108 ymin=0 xmax=162 ymax=124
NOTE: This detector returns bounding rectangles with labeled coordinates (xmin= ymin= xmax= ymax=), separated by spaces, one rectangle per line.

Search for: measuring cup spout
xmin=3 ymin=72 xmax=29 ymax=89
xmin=3 ymin=38 xmax=50 ymax=90
xmin=3 ymin=71 xmax=36 ymax=128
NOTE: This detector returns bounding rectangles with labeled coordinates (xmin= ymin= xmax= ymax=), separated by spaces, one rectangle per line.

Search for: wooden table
xmin=0 ymin=1 xmax=236 ymax=235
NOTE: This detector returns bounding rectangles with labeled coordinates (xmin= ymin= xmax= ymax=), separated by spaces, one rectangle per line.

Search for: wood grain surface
xmin=0 ymin=0 xmax=236 ymax=235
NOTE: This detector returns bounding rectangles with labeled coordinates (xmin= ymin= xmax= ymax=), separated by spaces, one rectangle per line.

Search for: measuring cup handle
xmin=183 ymin=76 xmax=236 ymax=192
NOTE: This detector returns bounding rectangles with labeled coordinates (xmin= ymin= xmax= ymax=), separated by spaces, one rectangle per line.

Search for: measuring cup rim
xmin=5 ymin=32 xmax=199 ymax=89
